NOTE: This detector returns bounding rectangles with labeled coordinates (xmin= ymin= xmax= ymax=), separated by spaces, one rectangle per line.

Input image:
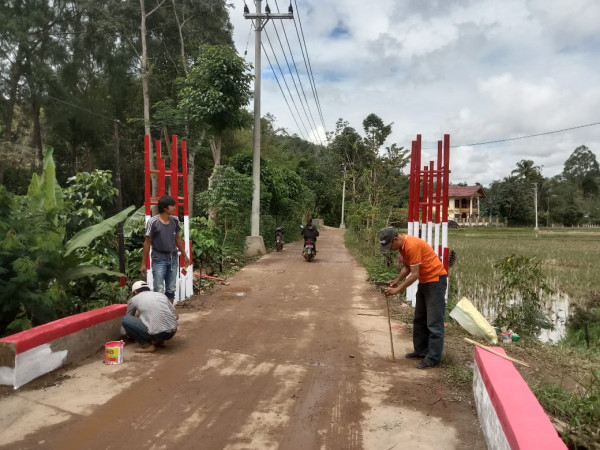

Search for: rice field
xmin=444 ymin=227 xmax=600 ymax=343
xmin=449 ymin=227 xmax=600 ymax=310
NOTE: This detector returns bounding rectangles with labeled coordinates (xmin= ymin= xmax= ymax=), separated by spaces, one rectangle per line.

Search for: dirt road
xmin=0 ymin=227 xmax=484 ymax=449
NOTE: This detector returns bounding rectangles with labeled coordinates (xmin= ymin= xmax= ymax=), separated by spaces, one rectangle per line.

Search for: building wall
xmin=448 ymin=196 xmax=481 ymax=219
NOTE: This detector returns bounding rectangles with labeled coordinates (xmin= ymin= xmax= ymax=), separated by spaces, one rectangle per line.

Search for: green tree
xmin=327 ymin=119 xmax=369 ymax=202
xmin=0 ymin=149 xmax=134 ymax=335
xmin=563 ymin=145 xmax=600 ymax=198
xmin=178 ymin=45 xmax=253 ymax=191
xmin=511 ymin=159 xmax=543 ymax=183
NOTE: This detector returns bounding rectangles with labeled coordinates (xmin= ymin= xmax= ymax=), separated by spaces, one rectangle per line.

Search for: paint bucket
xmin=104 ymin=341 xmax=125 ymax=365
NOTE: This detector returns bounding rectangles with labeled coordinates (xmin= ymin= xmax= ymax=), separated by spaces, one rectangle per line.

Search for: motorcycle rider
xmin=301 ymin=217 xmax=319 ymax=253
xmin=275 ymin=226 xmax=284 ymax=250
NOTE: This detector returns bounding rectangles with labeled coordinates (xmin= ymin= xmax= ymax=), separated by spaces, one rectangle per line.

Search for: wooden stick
xmin=464 ymin=338 xmax=529 ymax=367
xmin=385 ymin=296 xmax=396 ymax=362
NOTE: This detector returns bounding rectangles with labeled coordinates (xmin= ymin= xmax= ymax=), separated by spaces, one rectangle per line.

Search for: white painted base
xmin=473 ymin=364 xmax=511 ymax=450
xmin=245 ymin=236 xmax=266 ymax=257
xmin=0 ymin=344 xmax=68 ymax=389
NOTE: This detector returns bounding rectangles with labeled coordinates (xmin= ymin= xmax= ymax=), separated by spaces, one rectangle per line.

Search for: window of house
xmin=461 ymin=198 xmax=468 ymax=208
xmin=454 ymin=199 xmax=460 ymax=208
xmin=473 ymin=198 xmax=478 ymax=208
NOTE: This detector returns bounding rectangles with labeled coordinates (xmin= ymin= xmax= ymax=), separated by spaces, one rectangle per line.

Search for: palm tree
xmin=511 ymin=159 xmax=541 ymax=180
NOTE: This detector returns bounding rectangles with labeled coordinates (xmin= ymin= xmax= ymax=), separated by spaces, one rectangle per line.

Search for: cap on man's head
xmin=131 ymin=280 xmax=149 ymax=293
xmin=379 ymin=227 xmax=398 ymax=253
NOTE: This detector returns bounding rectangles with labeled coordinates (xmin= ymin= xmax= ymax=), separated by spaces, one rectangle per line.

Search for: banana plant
xmin=1 ymin=149 xmax=137 ymax=334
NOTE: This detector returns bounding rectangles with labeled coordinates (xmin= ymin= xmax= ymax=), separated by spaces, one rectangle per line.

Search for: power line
xmin=46 ymin=94 xmax=117 ymax=123
xmin=452 ymin=121 xmax=600 ymax=148
xmin=269 ymin=20 xmax=323 ymax=145
xmin=292 ymin=0 xmax=326 ymax=135
xmin=271 ymin=1 xmax=324 ymax=144
xmin=262 ymin=30 xmax=313 ymax=140
xmin=261 ymin=42 xmax=309 ymax=141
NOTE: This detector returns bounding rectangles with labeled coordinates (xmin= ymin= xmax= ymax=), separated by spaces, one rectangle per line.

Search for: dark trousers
xmin=413 ymin=276 xmax=447 ymax=364
xmin=122 ymin=315 xmax=176 ymax=348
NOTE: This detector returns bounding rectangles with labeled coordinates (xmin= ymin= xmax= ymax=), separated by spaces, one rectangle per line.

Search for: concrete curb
xmin=473 ymin=346 xmax=566 ymax=449
xmin=0 ymin=304 xmax=127 ymax=389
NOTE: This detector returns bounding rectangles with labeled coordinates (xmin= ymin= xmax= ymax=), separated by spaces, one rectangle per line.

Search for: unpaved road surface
xmin=0 ymin=227 xmax=484 ymax=449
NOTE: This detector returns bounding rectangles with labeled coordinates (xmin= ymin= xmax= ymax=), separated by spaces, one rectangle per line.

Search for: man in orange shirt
xmin=379 ymin=227 xmax=448 ymax=369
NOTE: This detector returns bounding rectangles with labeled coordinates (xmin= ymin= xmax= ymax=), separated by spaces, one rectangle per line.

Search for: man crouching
xmin=122 ymin=281 xmax=178 ymax=353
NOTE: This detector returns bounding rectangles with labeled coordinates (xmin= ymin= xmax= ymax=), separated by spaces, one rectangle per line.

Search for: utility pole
xmin=244 ymin=1 xmax=293 ymax=256
xmin=340 ymin=164 xmax=347 ymax=229
xmin=533 ymin=182 xmax=539 ymax=231
xmin=114 ymin=120 xmax=126 ymax=286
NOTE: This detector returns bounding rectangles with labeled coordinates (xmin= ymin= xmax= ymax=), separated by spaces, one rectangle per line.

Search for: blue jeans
xmin=413 ymin=276 xmax=447 ymax=364
xmin=122 ymin=315 xmax=176 ymax=347
xmin=152 ymin=257 xmax=178 ymax=301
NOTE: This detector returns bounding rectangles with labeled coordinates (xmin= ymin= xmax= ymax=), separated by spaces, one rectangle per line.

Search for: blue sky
xmin=230 ymin=0 xmax=600 ymax=186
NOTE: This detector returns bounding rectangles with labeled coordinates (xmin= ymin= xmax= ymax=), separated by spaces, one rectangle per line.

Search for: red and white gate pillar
xmin=406 ymin=134 xmax=450 ymax=306
xmin=144 ymin=135 xmax=193 ymax=304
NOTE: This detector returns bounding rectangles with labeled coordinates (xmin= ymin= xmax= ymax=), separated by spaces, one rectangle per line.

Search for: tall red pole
xmin=436 ymin=140 xmax=443 ymax=256
xmin=442 ymin=134 xmax=451 ymax=270
xmin=156 ymin=140 xmax=165 ymax=197
xmin=428 ymin=161 xmax=434 ymax=223
xmin=413 ymin=135 xmax=422 ymax=225
xmin=144 ymin=135 xmax=151 ymax=216
xmin=182 ymin=140 xmax=189 ymax=217
xmin=171 ymin=135 xmax=178 ymax=211
xmin=442 ymin=135 xmax=450 ymax=223
xmin=422 ymin=165 xmax=429 ymax=227
xmin=407 ymin=141 xmax=416 ymax=225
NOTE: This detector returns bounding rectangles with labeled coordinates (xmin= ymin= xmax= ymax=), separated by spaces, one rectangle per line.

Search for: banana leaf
xmin=64 ymin=205 xmax=135 ymax=256
xmin=62 ymin=264 xmax=124 ymax=282
xmin=123 ymin=205 xmax=146 ymax=238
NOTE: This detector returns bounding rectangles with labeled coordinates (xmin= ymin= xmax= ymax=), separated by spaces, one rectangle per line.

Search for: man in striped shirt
xmin=122 ymin=281 xmax=178 ymax=353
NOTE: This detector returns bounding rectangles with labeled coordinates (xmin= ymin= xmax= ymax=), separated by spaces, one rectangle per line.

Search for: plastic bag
xmin=449 ymin=297 xmax=498 ymax=344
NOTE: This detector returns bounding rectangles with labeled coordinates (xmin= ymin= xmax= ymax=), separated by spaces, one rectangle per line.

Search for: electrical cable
xmin=270 ymin=20 xmax=323 ymax=145
xmin=261 ymin=42 xmax=309 ymax=141
xmin=292 ymin=0 xmax=326 ymax=134
xmin=262 ymin=30 xmax=313 ymax=139
xmin=422 ymin=120 xmax=600 ymax=149
xmin=46 ymin=94 xmax=117 ymax=123
xmin=455 ymin=121 xmax=600 ymax=147
xmin=244 ymin=21 xmax=254 ymax=57
xmin=247 ymin=0 xmax=326 ymax=143
xmin=271 ymin=1 xmax=324 ymax=145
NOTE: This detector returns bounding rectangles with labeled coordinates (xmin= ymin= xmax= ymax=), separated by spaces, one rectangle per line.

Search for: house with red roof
xmin=448 ymin=185 xmax=486 ymax=220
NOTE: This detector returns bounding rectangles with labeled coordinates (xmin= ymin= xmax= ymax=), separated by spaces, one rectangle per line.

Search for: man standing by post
xmin=379 ymin=227 xmax=447 ymax=369
xmin=141 ymin=195 xmax=190 ymax=303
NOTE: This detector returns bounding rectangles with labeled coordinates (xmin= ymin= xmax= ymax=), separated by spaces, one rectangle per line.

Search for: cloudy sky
xmin=230 ymin=0 xmax=600 ymax=186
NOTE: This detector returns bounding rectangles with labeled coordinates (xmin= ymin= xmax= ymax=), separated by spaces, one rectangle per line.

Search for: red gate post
xmin=144 ymin=134 xmax=193 ymax=303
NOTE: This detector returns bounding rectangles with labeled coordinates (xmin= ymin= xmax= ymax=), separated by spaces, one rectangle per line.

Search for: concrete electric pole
xmin=244 ymin=1 xmax=293 ymax=256
xmin=533 ymin=182 xmax=539 ymax=231
xmin=340 ymin=164 xmax=347 ymax=229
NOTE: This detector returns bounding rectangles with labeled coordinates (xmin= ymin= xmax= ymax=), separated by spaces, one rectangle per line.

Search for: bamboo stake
xmin=385 ymin=296 xmax=396 ymax=362
xmin=464 ymin=338 xmax=529 ymax=367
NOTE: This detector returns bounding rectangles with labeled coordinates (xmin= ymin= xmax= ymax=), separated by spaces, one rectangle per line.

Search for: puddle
xmin=454 ymin=284 xmax=570 ymax=344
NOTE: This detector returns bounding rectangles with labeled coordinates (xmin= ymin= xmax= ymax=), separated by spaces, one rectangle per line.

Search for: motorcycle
xmin=275 ymin=227 xmax=284 ymax=251
xmin=303 ymin=240 xmax=315 ymax=262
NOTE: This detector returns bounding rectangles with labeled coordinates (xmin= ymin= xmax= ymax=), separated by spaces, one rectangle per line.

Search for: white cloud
xmin=231 ymin=0 xmax=600 ymax=185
